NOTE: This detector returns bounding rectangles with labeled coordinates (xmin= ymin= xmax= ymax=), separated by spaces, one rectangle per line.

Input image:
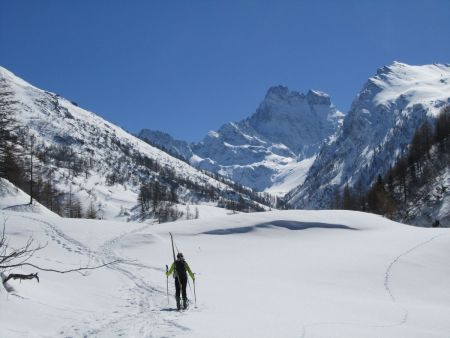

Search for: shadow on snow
xmin=202 ymin=220 xmax=356 ymax=235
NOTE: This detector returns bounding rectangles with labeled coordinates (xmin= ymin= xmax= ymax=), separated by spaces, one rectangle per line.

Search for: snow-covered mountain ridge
xmin=287 ymin=62 xmax=450 ymax=209
xmin=140 ymin=86 xmax=344 ymax=194
xmin=0 ymin=66 xmax=269 ymax=220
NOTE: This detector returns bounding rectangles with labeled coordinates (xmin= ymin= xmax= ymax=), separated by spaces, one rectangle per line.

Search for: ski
xmin=169 ymin=232 xmax=176 ymax=263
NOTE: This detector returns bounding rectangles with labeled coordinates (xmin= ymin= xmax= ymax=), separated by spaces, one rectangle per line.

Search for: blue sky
xmin=1 ymin=0 xmax=449 ymax=142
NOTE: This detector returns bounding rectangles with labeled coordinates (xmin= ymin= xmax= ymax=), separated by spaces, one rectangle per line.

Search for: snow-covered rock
xmin=406 ymin=166 xmax=450 ymax=227
xmin=288 ymin=62 xmax=450 ymax=208
xmin=140 ymin=86 xmax=343 ymax=194
xmin=138 ymin=129 xmax=193 ymax=161
xmin=247 ymin=86 xmax=342 ymax=157
xmin=192 ymin=86 xmax=343 ymax=192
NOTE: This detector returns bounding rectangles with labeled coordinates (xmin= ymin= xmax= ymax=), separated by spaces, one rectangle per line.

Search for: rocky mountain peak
xmin=306 ymin=89 xmax=331 ymax=106
xmin=264 ymin=85 xmax=306 ymax=101
xmin=180 ymin=85 xmax=343 ymax=191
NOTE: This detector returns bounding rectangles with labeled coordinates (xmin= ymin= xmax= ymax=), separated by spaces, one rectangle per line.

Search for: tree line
xmin=1 ymin=106 xmax=276 ymax=224
xmin=336 ymin=106 xmax=450 ymax=226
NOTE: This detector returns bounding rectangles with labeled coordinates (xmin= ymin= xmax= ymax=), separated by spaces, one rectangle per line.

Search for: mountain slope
xmin=138 ymin=129 xmax=193 ymax=161
xmin=0 ymin=66 xmax=268 ymax=220
xmin=287 ymin=62 xmax=450 ymax=209
xmin=140 ymin=86 xmax=343 ymax=194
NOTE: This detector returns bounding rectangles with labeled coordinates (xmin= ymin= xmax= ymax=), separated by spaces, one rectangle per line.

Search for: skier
xmin=166 ymin=252 xmax=195 ymax=310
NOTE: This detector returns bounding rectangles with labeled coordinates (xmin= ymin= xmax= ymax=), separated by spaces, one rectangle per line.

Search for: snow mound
xmin=0 ymin=178 xmax=58 ymax=217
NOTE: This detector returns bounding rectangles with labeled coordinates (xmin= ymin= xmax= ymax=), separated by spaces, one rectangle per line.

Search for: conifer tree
xmin=86 ymin=201 xmax=98 ymax=219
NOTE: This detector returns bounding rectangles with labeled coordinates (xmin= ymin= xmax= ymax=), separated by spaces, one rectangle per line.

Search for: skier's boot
xmin=183 ymin=298 xmax=188 ymax=310
xmin=176 ymin=298 xmax=181 ymax=310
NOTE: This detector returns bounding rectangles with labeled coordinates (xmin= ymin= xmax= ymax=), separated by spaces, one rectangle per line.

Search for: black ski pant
xmin=175 ymin=277 xmax=187 ymax=301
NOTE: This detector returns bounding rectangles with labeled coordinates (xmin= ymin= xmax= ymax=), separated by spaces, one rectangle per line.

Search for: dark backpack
xmin=175 ymin=259 xmax=187 ymax=280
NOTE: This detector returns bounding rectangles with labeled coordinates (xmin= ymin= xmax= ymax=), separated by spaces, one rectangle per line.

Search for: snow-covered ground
xmin=0 ymin=178 xmax=58 ymax=217
xmin=1 ymin=200 xmax=450 ymax=337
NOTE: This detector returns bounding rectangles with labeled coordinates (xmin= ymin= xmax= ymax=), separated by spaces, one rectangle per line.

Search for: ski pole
xmin=166 ymin=264 xmax=169 ymax=305
xmin=193 ymin=277 xmax=197 ymax=308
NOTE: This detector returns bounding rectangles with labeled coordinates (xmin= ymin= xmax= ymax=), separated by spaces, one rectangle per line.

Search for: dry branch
xmin=0 ymin=217 xmax=122 ymax=288
xmin=2 ymin=272 xmax=39 ymax=284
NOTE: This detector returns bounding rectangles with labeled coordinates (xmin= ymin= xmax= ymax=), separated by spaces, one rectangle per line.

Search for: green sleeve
xmin=166 ymin=262 xmax=175 ymax=276
xmin=185 ymin=262 xmax=195 ymax=280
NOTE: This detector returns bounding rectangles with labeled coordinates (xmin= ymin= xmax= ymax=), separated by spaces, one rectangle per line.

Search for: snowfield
xmin=1 ymin=203 xmax=450 ymax=338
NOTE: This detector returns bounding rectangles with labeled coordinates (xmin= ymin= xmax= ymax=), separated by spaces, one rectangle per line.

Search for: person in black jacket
xmin=166 ymin=252 xmax=195 ymax=309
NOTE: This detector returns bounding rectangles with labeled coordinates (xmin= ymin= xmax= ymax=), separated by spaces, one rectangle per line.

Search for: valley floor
xmin=1 ymin=209 xmax=449 ymax=338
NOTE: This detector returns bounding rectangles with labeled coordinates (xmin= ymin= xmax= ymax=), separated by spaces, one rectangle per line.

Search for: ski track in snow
xmin=13 ymin=215 xmax=191 ymax=337
xmin=381 ymin=233 xmax=443 ymax=328
xmin=8 ymin=212 xmax=446 ymax=337
xmin=75 ymin=225 xmax=191 ymax=337
xmin=16 ymin=214 xmax=91 ymax=258
xmin=300 ymin=234 xmax=443 ymax=338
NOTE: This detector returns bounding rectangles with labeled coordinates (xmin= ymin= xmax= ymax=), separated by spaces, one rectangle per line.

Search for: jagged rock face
xmin=187 ymin=86 xmax=343 ymax=192
xmin=287 ymin=62 xmax=450 ymax=208
xmin=247 ymin=86 xmax=339 ymax=158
